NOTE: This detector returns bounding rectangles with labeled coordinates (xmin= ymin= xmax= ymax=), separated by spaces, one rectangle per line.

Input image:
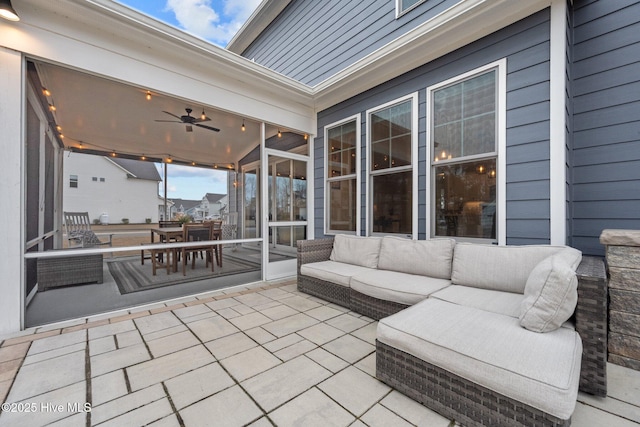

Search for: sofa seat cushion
xmin=430 ymin=285 xmax=524 ymax=318
xmin=451 ymin=243 xmax=567 ymax=293
xmin=300 ymin=261 xmax=374 ymax=287
xmin=377 ymin=237 xmax=455 ymax=279
xmin=351 ymin=270 xmax=450 ymax=306
xmin=377 ymin=299 xmax=582 ymax=420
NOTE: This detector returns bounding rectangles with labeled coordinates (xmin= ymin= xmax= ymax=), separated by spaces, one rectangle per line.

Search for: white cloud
xmin=165 ymin=0 xmax=261 ymax=45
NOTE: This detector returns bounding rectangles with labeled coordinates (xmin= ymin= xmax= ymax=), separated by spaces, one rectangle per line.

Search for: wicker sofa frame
xmin=297 ymin=238 xmax=608 ymax=425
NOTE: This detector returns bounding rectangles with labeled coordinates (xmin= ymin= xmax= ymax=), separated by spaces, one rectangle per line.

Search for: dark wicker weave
xmin=298 ymin=239 xmax=608 ymax=420
xmin=297 ymin=237 xmax=351 ymax=306
xmin=350 ymin=289 xmax=409 ymax=320
xmin=376 ymin=340 xmax=571 ymax=427
xmin=38 ymin=254 xmax=103 ymax=291
xmin=574 ymin=256 xmax=608 ymax=396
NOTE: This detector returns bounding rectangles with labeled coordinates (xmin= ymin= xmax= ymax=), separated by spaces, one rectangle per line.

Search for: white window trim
xmin=425 ymin=59 xmax=506 ymax=244
xmin=324 ymin=114 xmax=361 ymax=236
xmin=395 ymin=0 xmax=427 ymax=18
xmin=365 ymin=92 xmax=419 ymax=238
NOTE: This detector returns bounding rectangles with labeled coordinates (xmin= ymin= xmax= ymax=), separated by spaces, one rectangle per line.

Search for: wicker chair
xmin=64 ymin=211 xmax=113 ymax=248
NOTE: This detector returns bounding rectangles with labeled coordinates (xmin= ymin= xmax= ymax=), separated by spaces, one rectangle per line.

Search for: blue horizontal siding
xmin=570 ymin=0 xmax=640 ymax=256
xmin=244 ymin=0 xmax=458 ymax=86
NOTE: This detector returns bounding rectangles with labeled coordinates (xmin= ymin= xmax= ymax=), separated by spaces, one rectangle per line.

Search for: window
xmin=429 ymin=62 xmax=503 ymax=240
xmin=100 ymin=177 xmax=105 ymax=182
xmin=397 ymin=0 xmax=425 ymax=15
xmin=367 ymin=94 xmax=417 ymax=236
xmin=92 ymin=177 xmax=97 ymax=181
xmin=70 ymin=175 xmax=78 ymax=188
xmin=325 ymin=116 xmax=359 ymax=234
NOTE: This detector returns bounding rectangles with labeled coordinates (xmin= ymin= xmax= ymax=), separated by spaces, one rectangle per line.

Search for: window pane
xmin=327 ymin=120 xmax=357 ymax=177
xmin=371 ymin=100 xmax=412 ymax=171
xmin=401 ymin=0 xmax=422 ymax=12
xmin=432 ymin=70 xmax=496 ymax=160
xmin=434 ymin=159 xmax=496 ymax=239
xmin=329 ymin=179 xmax=356 ymax=231
xmin=372 ymin=171 xmax=412 ymax=234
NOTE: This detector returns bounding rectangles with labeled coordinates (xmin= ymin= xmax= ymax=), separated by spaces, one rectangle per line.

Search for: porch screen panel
xmin=26 ymin=102 xmax=40 ymax=243
xmin=432 ymin=69 xmax=498 ymax=240
xmin=327 ymin=120 xmax=357 ymax=232
xmin=44 ymin=134 xmax=56 ymax=234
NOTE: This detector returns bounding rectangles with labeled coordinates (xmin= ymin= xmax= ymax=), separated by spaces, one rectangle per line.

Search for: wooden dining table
xmin=141 ymin=225 xmax=222 ymax=269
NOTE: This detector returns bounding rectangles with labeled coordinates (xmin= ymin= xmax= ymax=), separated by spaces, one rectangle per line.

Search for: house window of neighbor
xmin=70 ymin=175 xmax=78 ymax=188
xmin=368 ymin=95 xmax=416 ymax=236
xmin=326 ymin=116 xmax=359 ymax=233
xmin=397 ymin=0 xmax=425 ymax=15
xmin=430 ymin=65 xmax=500 ymax=240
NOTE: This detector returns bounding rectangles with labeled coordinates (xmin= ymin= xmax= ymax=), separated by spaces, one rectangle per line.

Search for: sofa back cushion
xmin=329 ymin=234 xmax=382 ymax=269
xmin=520 ymin=247 xmax=582 ymax=333
xmin=377 ymin=237 xmax=455 ymax=279
xmin=451 ymin=243 xmax=565 ymax=293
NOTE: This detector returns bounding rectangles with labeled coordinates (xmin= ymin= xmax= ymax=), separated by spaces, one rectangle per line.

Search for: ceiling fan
xmin=155 ymin=108 xmax=220 ymax=132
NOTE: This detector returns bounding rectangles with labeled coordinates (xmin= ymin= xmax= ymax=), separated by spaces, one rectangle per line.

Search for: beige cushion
xmin=351 ymin=270 xmax=450 ymax=305
xmin=430 ymin=285 xmax=524 ymax=318
xmin=300 ymin=261 xmax=374 ymax=287
xmin=377 ymin=237 xmax=455 ymax=279
xmin=451 ymin=244 xmax=566 ymax=293
xmin=377 ymin=299 xmax=582 ymax=420
xmin=329 ymin=235 xmax=382 ymax=269
xmin=520 ymin=248 xmax=582 ymax=333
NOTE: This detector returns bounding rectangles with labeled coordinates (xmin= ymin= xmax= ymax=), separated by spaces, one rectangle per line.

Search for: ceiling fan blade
xmin=155 ymin=120 xmax=182 ymax=123
xmin=162 ymin=111 xmax=182 ymax=120
xmin=195 ymin=123 xmax=220 ymax=132
xmin=186 ymin=125 xmax=193 ymax=132
xmin=193 ymin=117 xmax=211 ymax=123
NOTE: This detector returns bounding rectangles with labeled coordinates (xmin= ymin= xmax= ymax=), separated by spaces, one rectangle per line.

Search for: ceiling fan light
xmin=0 ymin=0 xmax=20 ymax=21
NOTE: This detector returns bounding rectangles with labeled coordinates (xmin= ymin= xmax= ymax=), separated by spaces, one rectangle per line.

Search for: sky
xmin=116 ymin=0 xmax=262 ymax=47
xmin=156 ymin=163 xmax=230 ymax=200
xmin=114 ymin=0 xmax=262 ymax=199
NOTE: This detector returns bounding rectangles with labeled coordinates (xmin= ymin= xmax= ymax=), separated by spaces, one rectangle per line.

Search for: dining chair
xmin=180 ymin=223 xmax=215 ymax=276
xmin=205 ymin=219 xmax=223 ymax=267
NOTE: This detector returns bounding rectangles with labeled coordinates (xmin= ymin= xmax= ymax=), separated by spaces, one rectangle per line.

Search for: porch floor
xmin=2 ymin=280 xmax=639 ymax=426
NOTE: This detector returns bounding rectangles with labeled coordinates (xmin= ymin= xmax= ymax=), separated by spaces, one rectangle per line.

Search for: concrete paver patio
xmin=1 ymin=279 xmax=639 ymax=426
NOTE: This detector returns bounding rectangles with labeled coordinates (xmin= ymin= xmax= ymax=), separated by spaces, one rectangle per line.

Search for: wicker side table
xmin=37 ymin=254 xmax=104 ymax=291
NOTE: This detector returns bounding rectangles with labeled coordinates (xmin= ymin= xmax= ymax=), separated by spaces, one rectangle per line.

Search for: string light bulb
xmin=166 ymin=157 xmax=172 ymax=163
xmin=241 ymin=120 xmax=246 ymax=132
xmin=111 ymin=150 xmax=117 ymax=157
xmin=145 ymin=91 xmax=151 ymax=101
xmin=201 ymin=109 xmax=206 ymax=120
xmin=43 ymin=88 xmax=51 ymax=97
xmin=278 ymin=129 xmax=282 ymax=138
xmin=304 ymin=134 xmax=308 ymax=140
xmin=141 ymin=155 xmax=146 ymax=161
xmin=49 ymin=104 xmax=56 ymax=112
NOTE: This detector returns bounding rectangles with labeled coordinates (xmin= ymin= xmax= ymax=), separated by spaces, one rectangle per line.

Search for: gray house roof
xmin=169 ymin=198 xmax=201 ymax=211
xmin=109 ymin=157 xmax=162 ymax=181
xmin=205 ymin=193 xmax=226 ymax=203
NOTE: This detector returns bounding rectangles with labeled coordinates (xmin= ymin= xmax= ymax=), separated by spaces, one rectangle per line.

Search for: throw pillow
xmin=519 ymin=248 xmax=582 ymax=333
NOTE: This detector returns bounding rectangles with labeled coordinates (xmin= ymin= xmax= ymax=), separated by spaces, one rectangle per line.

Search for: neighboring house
xmin=64 ymin=152 xmax=162 ymax=224
xmin=202 ymin=193 xmax=228 ymax=219
xmin=167 ymin=193 xmax=228 ymax=220
xmin=228 ymin=0 xmax=640 ymax=257
xmin=158 ymin=196 xmax=174 ymax=222
xmin=168 ymin=198 xmax=203 ymax=219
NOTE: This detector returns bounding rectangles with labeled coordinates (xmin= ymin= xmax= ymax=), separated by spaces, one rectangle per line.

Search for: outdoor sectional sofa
xmin=297 ymin=235 xmax=608 ymax=427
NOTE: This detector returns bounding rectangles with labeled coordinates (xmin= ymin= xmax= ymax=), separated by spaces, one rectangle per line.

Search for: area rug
xmin=107 ymin=255 xmax=261 ymax=295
